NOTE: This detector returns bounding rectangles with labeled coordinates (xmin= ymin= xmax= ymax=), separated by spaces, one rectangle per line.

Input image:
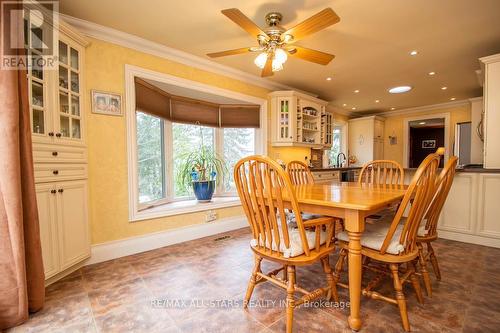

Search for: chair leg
xmin=244 ymin=255 xmax=262 ymax=309
xmin=321 ymin=256 xmax=339 ymax=302
xmin=283 ymin=265 xmax=288 ymax=282
xmin=390 ymin=263 xmax=410 ymax=332
xmin=333 ymin=248 xmax=348 ymax=284
xmin=286 ymin=265 xmax=296 ymax=333
xmin=417 ymin=243 xmax=432 ymax=297
xmin=407 ymin=262 xmax=424 ymax=304
xmin=427 ymin=243 xmax=441 ymax=281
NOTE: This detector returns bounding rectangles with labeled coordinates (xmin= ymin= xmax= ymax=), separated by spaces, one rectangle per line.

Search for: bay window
xmin=133 ymin=77 xmax=262 ymax=211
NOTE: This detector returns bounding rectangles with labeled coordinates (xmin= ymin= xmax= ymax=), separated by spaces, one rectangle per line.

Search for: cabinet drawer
xmin=312 ymin=171 xmax=340 ymax=182
xmin=34 ymin=163 xmax=88 ymax=183
xmin=33 ymin=143 xmax=87 ymax=164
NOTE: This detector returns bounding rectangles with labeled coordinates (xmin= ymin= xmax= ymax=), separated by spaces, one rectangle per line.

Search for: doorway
xmin=408 ymin=118 xmax=445 ymax=168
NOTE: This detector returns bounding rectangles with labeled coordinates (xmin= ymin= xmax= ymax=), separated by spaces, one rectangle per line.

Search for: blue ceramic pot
xmin=192 ymin=180 xmax=216 ymax=202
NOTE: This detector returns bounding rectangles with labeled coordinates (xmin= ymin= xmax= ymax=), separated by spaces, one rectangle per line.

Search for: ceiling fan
xmin=207 ymin=8 xmax=340 ymax=77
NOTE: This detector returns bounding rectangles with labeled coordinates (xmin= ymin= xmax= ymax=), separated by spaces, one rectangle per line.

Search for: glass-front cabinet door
xmin=24 ymin=15 xmax=51 ymax=139
xmin=56 ymin=38 xmax=83 ymax=142
xmin=276 ymin=98 xmax=295 ymax=143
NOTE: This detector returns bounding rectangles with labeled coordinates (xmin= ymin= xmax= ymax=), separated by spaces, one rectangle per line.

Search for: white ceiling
xmin=59 ymin=0 xmax=500 ymax=114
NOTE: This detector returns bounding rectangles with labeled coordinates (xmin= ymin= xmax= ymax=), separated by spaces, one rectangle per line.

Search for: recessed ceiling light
xmin=354 ymin=89 xmax=360 ymax=93
xmin=428 ymin=71 xmax=436 ymax=76
xmin=375 ymin=100 xmax=380 ymax=103
xmin=450 ymin=97 xmax=456 ymax=101
xmin=342 ymin=103 xmax=347 ymax=107
xmin=441 ymin=86 xmax=447 ymax=90
xmin=326 ymin=77 xmax=332 ymax=81
xmin=351 ymin=107 xmax=356 ymax=110
xmin=410 ymin=50 xmax=418 ymax=56
xmin=388 ymin=86 xmax=412 ymax=94
xmin=390 ymin=107 xmax=396 ymax=110
xmin=419 ymin=122 xmax=426 ymax=125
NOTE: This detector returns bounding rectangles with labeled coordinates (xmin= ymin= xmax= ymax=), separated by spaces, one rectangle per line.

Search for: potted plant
xmin=177 ymin=135 xmax=227 ymax=202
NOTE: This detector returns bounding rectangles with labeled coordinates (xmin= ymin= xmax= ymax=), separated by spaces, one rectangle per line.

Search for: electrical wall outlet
xmin=205 ymin=210 xmax=217 ymax=223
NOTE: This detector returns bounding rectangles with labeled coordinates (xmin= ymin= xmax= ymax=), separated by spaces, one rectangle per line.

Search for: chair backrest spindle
xmin=286 ymin=160 xmax=315 ymax=185
xmin=359 ymin=160 xmax=404 ymax=186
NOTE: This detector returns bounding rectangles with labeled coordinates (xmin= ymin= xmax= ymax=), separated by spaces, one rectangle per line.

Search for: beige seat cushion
xmin=337 ymin=222 xmax=405 ymax=255
xmin=365 ymin=213 xmax=429 ymax=237
xmin=251 ymin=224 xmax=327 ymax=258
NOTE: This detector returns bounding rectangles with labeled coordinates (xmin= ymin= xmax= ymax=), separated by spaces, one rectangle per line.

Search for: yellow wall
xmin=383 ymin=104 xmax=471 ymax=164
xmin=84 ymin=38 xmax=297 ymax=244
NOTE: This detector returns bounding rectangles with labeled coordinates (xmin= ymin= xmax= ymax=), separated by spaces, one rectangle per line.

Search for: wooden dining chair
xmin=416 ymin=155 xmax=458 ymax=296
xmin=358 ymin=160 xmax=405 ymax=186
xmin=234 ymin=156 xmax=338 ymax=333
xmin=286 ymin=160 xmax=314 ymax=185
xmin=333 ymin=153 xmax=441 ymax=331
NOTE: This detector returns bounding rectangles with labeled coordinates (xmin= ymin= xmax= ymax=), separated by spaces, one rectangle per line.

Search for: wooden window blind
xmin=135 ymin=77 xmax=260 ymax=128
xmin=219 ymin=105 xmax=260 ymax=128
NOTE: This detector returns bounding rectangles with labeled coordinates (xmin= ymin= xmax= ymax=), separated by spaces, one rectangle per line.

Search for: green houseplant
xmin=177 ymin=129 xmax=227 ymax=202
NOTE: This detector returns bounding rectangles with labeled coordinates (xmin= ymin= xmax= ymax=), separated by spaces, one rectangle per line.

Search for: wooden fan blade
xmin=289 ymin=46 xmax=335 ymax=65
xmin=283 ymin=8 xmax=340 ymax=42
xmin=221 ymin=8 xmax=268 ymax=38
xmin=207 ymin=47 xmax=252 ymax=58
xmin=261 ymin=56 xmax=273 ymax=77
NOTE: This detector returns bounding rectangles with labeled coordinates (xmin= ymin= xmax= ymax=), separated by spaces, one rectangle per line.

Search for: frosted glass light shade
xmin=254 ymin=52 xmax=268 ymax=69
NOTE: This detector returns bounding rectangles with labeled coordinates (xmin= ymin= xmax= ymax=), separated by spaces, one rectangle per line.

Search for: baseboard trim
xmin=438 ymin=229 xmax=500 ymax=249
xmin=85 ymin=216 xmax=248 ymax=265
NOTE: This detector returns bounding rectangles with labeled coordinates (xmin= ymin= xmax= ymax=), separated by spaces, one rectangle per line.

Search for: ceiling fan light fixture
xmin=254 ymin=52 xmax=268 ymax=69
xmin=274 ymin=48 xmax=288 ymax=63
xmin=272 ymin=58 xmax=284 ymax=72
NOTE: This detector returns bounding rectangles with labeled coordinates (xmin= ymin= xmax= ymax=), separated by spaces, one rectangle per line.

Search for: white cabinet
xmin=269 ymin=91 xmax=330 ymax=148
xmin=348 ymin=116 xmax=385 ymax=166
xmin=56 ymin=181 xmax=90 ymax=270
xmin=405 ymin=170 xmax=500 ymax=248
xmin=480 ymin=53 xmax=500 ymax=168
xmin=35 ymin=184 xmax=59 ymax=278
xmin=26 ymin=14 xmax=91 ymax=283
xmin=35 ymin=181 xmax=90 ymax=278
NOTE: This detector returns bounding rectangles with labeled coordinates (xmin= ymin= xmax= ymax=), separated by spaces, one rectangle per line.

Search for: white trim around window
xmin=124 ymin=65 xmax=268 ymax=222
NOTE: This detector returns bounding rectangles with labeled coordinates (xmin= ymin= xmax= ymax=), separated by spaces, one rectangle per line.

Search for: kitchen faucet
xmin=336 ymin=153 xmax=346 ymax=168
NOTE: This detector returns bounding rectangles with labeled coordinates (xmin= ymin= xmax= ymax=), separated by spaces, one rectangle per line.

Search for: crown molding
xmin=326 ymin=104 xmax=353 ymax=117
xmin=60 ymin=14 xmax=308 ymax=93
xmin=374 ymin=99 xmax=472 ymax=117
xmin=479 ymin=53 xmax=500 ymax=65
xmin=469 ymin=96 xmax=483 ymax=103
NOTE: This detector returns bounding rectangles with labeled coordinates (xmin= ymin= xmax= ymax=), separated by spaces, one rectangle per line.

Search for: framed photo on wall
xmin=91 ymin=90 xmax=123 ymax=116
xmin=422 ymin=139 xmax=436 ymax=149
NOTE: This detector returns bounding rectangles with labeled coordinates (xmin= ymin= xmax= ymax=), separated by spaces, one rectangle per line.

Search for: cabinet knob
xmin=55 ymin=133 xmax=62 ymax=138
xmin=53 ymin=170 xmax=59 ymax=175
xmin=52 ymin=151 xmax=58 ymax=156
xmin=50 ymin=189 xmax=56 ymax=194
xmin=48 ymin=132 xmax=54 ymax=137
xmin=58 ymin=188 xmax=64 ymax=193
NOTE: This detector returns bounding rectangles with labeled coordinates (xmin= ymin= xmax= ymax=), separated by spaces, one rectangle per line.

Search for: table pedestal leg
xmin=347 ymin=231 xmax=362 ymax=331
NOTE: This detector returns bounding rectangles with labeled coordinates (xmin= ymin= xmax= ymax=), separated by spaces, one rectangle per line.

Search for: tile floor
xmin=7 ymin=227 xmax=500 ymax=333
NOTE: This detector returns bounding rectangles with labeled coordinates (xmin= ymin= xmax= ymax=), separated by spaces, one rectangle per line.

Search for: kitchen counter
xmin=404 ymin=167 xmax=500 ymax=174
xmin=311 ymin=166 xmax=362 ymax=172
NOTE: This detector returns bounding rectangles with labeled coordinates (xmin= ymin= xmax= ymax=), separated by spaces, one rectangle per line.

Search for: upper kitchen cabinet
xmin=480 ymin=53 xmax=500 ymax=169
xmin=269 ymin=91 xmax=331 ymax=148
xmin=26 ymin=17 xmax=89 ymax=146
xmin=348 ymin=116 xmax=385 ymax=166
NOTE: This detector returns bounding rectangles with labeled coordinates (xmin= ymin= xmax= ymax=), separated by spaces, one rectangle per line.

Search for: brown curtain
xmin=0 ymin=0 xmax=45 ymax=329
xmin=170 ymin=96 xmax=219 ymax=127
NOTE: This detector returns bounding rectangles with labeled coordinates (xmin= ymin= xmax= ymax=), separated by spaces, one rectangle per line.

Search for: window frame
xmin=125 ymin=65 xmax=267 ymax=222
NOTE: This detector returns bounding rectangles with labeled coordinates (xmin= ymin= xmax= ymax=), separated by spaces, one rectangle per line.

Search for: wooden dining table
xmin=292 ymin=181 xmax=407 ymax=331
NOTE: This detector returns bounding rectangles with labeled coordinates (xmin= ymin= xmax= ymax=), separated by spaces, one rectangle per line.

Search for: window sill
xmin=130 ymin=197 xmax=241 ymax=222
